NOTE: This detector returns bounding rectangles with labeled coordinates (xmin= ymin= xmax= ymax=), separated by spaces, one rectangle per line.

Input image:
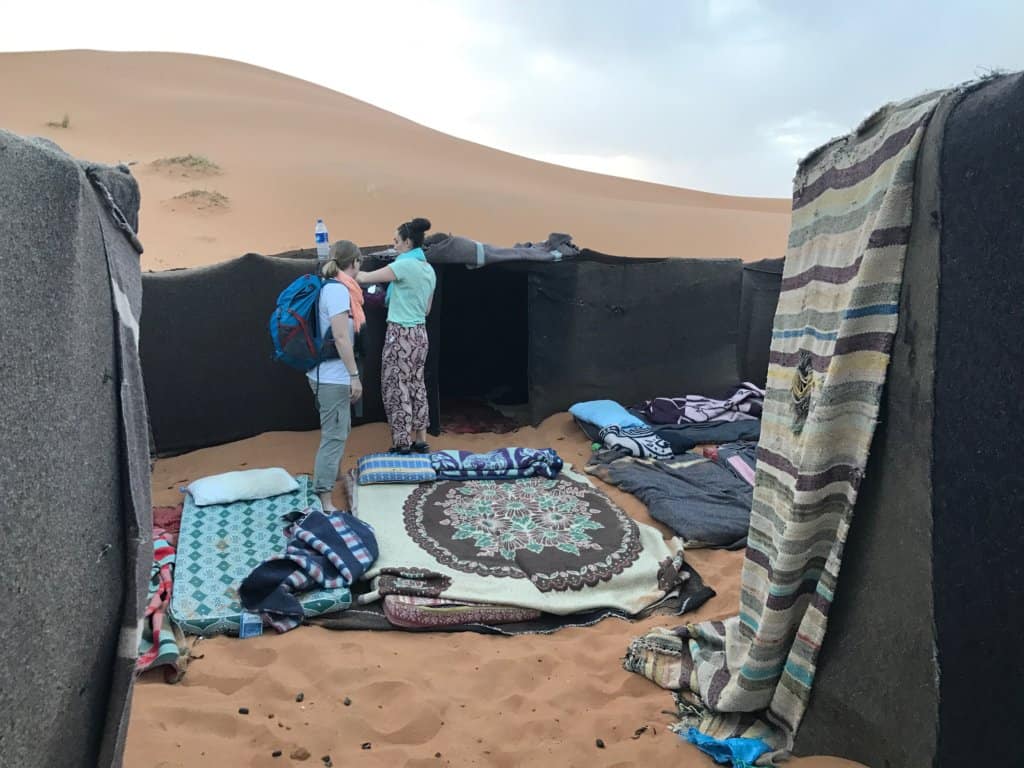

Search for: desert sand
xmin=0 ymin=50 xmax=790 ymax=271
xmin=129 ymin=415 xmax=860 ymax=768
xmin=2 ymin=50 xmax=856 ymax=766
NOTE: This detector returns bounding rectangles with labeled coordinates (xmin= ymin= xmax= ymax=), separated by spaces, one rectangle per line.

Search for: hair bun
xmin=409 ymin=217 xmax=431 ymax=232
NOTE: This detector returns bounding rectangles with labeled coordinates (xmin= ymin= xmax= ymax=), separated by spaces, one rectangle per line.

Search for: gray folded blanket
xmin=422 ymin=232 xmax=578 ymax=266
xmin=586 ymin=449 xmax=752 ymax=550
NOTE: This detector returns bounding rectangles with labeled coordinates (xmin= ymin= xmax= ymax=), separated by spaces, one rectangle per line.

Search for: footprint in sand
xmin=187 ymin=645 xmax=278 ymax=695
xmin=350 ymin=680 xmax=445 ymax=745
xmin=496 ymin=693 xmax=527 ymax=713
xmin=152 ymin=706 xmax=242 ymax=739
xmin=230 ymin=644 xmax=279 ymax=669
xmin=360 ymin=708 xmax=446 ymax=746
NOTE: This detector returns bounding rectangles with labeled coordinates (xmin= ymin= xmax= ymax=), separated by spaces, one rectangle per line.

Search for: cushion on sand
xmin=357 ymin=453 xmax=436 ymax=485
xmin=186 ymin=467 xmax=299 ymax=506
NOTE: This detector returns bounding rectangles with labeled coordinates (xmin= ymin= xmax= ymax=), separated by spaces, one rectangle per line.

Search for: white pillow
xmin=187 ymin=467 xmax=299 ymax=507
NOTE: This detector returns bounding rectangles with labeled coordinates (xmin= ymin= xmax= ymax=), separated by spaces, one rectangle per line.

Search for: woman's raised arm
xmin=356 ymin=265 xmax=397 ymax=285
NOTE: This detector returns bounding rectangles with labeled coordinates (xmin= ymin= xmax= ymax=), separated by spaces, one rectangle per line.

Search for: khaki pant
xmin=309 ymin=380 xmax=351 ymax=493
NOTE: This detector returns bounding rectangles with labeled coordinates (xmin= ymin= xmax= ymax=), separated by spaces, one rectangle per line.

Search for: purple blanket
xmin=640 ymin=383 xmax=765 ymax=425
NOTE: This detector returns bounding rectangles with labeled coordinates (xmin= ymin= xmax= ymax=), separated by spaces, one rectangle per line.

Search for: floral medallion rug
xmin=353 ymin=465 xmax=691 ymax=616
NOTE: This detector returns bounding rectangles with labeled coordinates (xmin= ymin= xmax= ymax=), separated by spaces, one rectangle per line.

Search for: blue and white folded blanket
xmin=430 ymin=448 xmax=563 ymax=480
xmin=239 ymin=510 xmax=378 ymax=632
xmin=599 ymin=425 xmax=673 ymax=460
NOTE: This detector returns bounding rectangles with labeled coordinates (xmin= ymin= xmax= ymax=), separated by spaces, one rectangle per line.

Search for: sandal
xmin=411 ymin=441 xmax=431 ymax=454
xmin=389 ymin=445 xmax=412 ymax=455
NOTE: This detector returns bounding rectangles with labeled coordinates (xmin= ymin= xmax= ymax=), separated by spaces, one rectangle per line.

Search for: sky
xmin=3 ymin=0 xmax=1023 ymax=197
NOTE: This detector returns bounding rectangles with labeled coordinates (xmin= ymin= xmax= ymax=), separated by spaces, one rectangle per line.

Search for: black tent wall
xmin=794 ymin=74 xmax=1024 ymax=767
xmin=141 ymin=253 xmax=443 ymax=455
xmin=143 ymin=255 xmax=317 ymax=454
xmin=526 ymin=251 xmax=744 ymax=421
xmin=737 ymin=256 xmax=784 ymax=386
xmin=0 ymin=132 xmax=146 ymax=767
xmin=143 ymin=250 xmax=759 ymax=455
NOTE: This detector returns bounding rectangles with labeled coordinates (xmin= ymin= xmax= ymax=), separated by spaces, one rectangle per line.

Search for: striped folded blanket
xmin=625 ymin=87 xmax=952 ymax=760
xmin=640 ymin=383 xmax=765 ymax=425
xmin=239 ymin=510 xmax=378 ymax=632
xmin=137 ymin=526 xmax=187 ymax=679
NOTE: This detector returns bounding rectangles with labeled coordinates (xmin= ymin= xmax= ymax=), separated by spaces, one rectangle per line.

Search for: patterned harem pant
xmin=381 ymin=322 xmax=429 ymax=448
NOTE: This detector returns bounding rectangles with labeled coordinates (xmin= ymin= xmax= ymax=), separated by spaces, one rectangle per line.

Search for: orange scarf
xmin=335 ymin=273 xmax=366 ymax=332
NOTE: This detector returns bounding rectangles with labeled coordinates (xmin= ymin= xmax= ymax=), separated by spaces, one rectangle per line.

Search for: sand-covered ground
xmin=128 ymin=416 xmax=861 ymax=768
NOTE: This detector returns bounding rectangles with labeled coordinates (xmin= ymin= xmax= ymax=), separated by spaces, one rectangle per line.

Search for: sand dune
xmin=0 ymin=50 xmax=791 ymax=271
xmin=127 ymin=415 xmax=862 ymax=768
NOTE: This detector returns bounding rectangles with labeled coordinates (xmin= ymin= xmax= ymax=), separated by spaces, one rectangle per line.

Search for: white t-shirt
xmin=306 ymin=282 xmax=354 ymax=385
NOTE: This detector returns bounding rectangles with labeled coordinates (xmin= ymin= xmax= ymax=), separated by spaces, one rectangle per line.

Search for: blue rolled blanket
xmin=430 ymin=448 xmax=563 ymax=480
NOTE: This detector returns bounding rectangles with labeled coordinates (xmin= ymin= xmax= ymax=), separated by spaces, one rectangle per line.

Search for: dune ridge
xmin=0 ymin=50 xmax=791 ymax=270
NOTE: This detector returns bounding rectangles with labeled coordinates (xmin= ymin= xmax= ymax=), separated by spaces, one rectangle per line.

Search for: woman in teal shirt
xmin=357 ymin=217 xmax=437 ymax=453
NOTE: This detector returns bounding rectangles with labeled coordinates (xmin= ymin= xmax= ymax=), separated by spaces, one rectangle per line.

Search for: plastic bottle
xmin=315 ymin=218 xmax=330 ymax=262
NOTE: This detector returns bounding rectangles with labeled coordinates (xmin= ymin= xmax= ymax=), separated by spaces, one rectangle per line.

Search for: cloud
xmin=3 ymin=0 xmax=1024 ymax=196
xmin=528 ymin=52 xmax=577 ymax=81
xmin=759 ymin=113 xmax=848 ymax=161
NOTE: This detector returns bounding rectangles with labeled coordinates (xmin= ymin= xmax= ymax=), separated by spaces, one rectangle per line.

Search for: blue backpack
xmin=269 ymin=274 xmax=338 ymax=371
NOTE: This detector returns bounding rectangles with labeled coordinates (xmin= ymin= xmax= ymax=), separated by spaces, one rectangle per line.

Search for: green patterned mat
xmin=170 ymin=475 xmax=352 ymax=636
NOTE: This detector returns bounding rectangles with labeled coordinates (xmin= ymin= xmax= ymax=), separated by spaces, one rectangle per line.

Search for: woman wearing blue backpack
xmin=309 ymin=240 xmax=364 ymax=511
xmin=357 ymin=217 xmax=436 ymax=454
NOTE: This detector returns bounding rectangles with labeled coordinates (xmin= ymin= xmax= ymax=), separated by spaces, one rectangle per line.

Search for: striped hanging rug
xmin=624 ymin=86 xmax=954 ymax=760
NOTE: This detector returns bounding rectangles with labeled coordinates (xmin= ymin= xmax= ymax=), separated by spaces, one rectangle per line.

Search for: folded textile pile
xmin=137 ymin=524 xmax=188 ymax=680
xmin=430 ymin=447 xmax=563 ymax=480
xmin=569 ymin=399 xmax=673 ymax=458
xmin=598 ymin=425 xmax=673 ymax=459
xmin=586 ymin=450 xmax=752 ymax=550
xmin=422 ymin=231 xmax=579 ymax=266
xmin=382 ymin=593 xmax=543 ymax=629
xmin=653 ymin=420 xmax=761 ymax=455
xmin=240 ymin=510 xmax=378 ymax=632
xmin=153 ymin=504 xmax=183 ymax=539
xmin=712 ymin=441 xmax=758 ymax=486
xmin=641 ymin=383 xmax=765 ymax=425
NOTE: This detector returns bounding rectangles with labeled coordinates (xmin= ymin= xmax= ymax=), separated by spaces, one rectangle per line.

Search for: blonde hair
xmin=320 ymin=239 xmax=361 ymax=278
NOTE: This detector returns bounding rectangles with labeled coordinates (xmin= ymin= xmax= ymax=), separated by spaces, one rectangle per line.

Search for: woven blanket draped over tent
xmin=422 ymin=232 xmax=578 ymax=265
xmin=624 ymin=88 xmax=951 ymax=759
